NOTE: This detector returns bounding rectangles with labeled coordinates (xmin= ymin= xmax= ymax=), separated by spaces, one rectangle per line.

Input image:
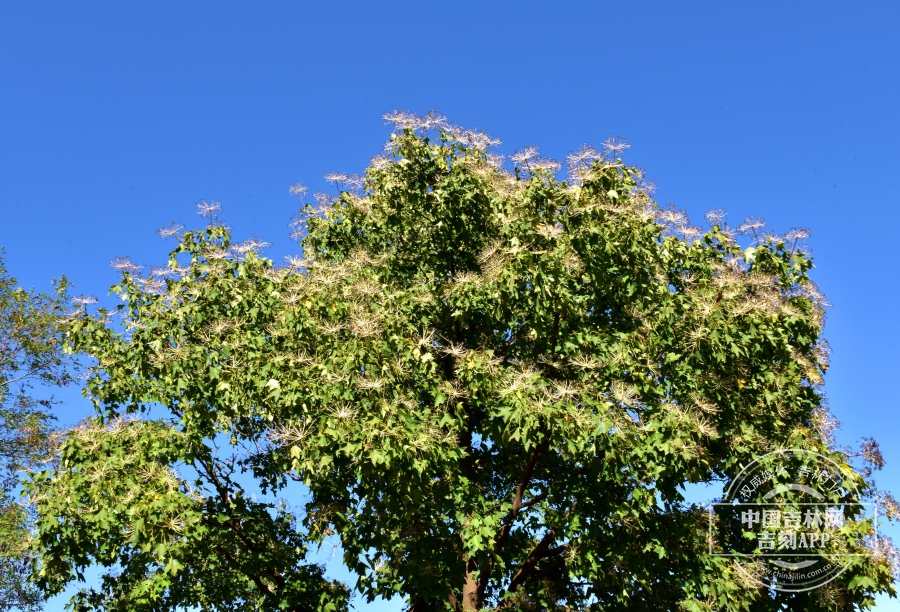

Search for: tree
xmin=29 ymin=112 xmax=898 ymax=610
xmin=0 ymin=252 xmax=74 ymax=612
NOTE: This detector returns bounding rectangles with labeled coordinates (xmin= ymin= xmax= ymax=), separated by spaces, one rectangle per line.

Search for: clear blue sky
xmin=1 ymin=2 xmax=898 ymax=609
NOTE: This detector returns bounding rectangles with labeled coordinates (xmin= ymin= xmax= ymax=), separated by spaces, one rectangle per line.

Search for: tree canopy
xmin=28 ymin=112 xmax=899 ymax=611
xmin=0 ymin=253 xmax=74 ymax=612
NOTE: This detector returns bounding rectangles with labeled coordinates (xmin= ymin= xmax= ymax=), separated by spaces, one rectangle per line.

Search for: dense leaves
xmin=27 ymin=419 xmax=348 ymax=611
xmin=30 ymin=115 xmax=898 ymax=610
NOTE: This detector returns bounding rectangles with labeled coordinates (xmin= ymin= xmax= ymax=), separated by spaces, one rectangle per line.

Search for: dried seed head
xmin=196 ymin=199 xmax=222 ymax=219
xmin=289 ymin=182 xmax=309 ymax=199
xmin=110 ymin=256 xmax=143 ymax=273
xmin=602 ymin=135 xmax=631 ymax=156
xmin=157 ymin=222 xmax=185 ymax=239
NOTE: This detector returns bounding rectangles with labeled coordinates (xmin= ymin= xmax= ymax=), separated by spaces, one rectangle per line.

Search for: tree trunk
xmin=461 ymin=558 xmax=481 ymax=611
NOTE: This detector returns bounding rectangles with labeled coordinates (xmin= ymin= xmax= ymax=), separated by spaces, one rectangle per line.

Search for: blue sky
xmin=1 ymin=1 xmax=898 ymax=609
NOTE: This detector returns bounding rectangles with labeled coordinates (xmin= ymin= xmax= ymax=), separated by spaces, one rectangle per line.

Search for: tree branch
xmin=447 ymin=590 xmax=461 ymax=612
xmin=525 ymin=553 xmax=568 ymax=584
xmin=503 ymin=528 xmax=557 ymax=596
xmin=214 ymin=545 xmax=275 ymax=597
xmin=195 ymin=455 xmax=286 ymax=590
xmin=494 ymin=441 xmax=547 ymax=555
xmin=549 ymin=309 xmax=561 ymax=355
xmin=518 ymin=491 xmax=548 ymax=511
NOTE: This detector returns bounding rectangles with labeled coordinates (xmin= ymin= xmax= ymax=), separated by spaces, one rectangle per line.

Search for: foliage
xmin=0 ymin=252 xmax=74 ymax=612
xmin=30 ymin=112 xmax=899 ymax=610
xmin=27 ymin=418 xmax=348 ymax=612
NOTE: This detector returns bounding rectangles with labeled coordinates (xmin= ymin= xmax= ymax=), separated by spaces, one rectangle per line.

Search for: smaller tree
xmin=0 ymin=251 xmax=75 ymax=612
